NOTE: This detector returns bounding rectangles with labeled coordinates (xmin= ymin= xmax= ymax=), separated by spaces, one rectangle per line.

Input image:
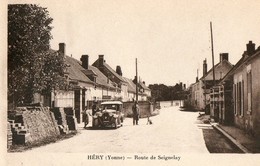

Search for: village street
xmin=24 ymin=106 xmax=210 ymax=153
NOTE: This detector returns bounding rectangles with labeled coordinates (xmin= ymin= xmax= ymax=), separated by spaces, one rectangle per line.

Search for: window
xmin=238 ymin=82 xmax=241 ymax=115
xmin=236 ymin=81 xmax=244 ymax=117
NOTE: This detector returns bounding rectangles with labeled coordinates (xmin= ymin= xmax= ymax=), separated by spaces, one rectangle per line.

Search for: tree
xmin=148 ymin=83 xmax=185 ymax=101
xmin=8 ymin=4 xmax=67 ymax=107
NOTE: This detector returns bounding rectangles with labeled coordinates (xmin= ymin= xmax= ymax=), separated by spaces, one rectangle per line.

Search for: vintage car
xmin=92 ymin=101 xmax=124 ymax=129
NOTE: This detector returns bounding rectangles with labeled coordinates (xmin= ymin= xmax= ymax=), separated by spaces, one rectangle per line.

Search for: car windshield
xmin=102 ymin=104 xmax=120 ymax=111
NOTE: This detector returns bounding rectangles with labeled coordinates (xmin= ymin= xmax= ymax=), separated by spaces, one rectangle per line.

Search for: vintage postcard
xmin=3 ymin=0 xmax=260 ymax=165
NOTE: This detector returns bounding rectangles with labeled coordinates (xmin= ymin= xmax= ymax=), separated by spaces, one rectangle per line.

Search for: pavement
xmin=211 ymin=122 xmax=260 ymax=153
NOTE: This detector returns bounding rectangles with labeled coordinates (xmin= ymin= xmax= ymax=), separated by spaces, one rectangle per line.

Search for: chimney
xmin=116 ymin=65 xmax=122 ymax=76
xmin=196 ymin=77 xmax=198 ymax=82
xmin=246 ymin=41 xmax=255 ymax=56
xmin=203 ymin=59 xmax=207 ymax=76
xmin=184 ymin=84 xmax=186 ymax=90
xmin=98 ymin=55 xmax=104 ymax=67
xmin=59 ymin=43 xmax=66 ymax=55
xmin=80 ymin=55 xmax=89 ymax=69
xmin=220 ymin=53 xmax=229 ymax=62
xmin=133 ymin=76 xmax=137 ymax=84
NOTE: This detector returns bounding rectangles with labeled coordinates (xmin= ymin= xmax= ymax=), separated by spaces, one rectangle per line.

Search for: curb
xmin=211 ymin=123 xmax=251 ymax=153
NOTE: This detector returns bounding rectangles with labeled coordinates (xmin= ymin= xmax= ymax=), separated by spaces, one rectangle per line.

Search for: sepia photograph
xmin=3 ymin=0 xmax=260 ymax=165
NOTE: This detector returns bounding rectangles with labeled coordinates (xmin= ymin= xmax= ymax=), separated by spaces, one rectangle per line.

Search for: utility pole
xmin=210 ymin=21 xmax=216 ymax=121
xmin=210 ymin=22 xmax=215 ymax=86
xmin=135 ymin=58 xmax=138 ymax=102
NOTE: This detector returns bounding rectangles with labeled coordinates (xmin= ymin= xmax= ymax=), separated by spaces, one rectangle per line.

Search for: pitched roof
xmin=65 ymin=56 xmax=116 ymax=89
xmin=200 ymin=59 xmax=233 ymax=81
xmin=122 ymin=77 xmax=136 ymax=93
xmin=218 ymin=55 xmax=246 ymax=84
xmin=139 ymin=81 xmax=150 ymax=91
xmin=92 ymin=58 xmax=126 ymax=83
xmin=103 ymin=63 xmax=126 ymax=83
xmin=88 ymin=65 xmax=116 ymax=89
xmin=226 ymin=49 xmax=260 ymax=79
xmin=65 ymin=56 xmax=93 ymax=84
xmin=81 ymin=69 xmax=97 ymax=76
xmin=217 ymin=47 xmax=260 ymax=85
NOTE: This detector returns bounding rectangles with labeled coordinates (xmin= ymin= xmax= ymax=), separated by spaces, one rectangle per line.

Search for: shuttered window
xmin=238 ymin=82 xmax=241 ymax=116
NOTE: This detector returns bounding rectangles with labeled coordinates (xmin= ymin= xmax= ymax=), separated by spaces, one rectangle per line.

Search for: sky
xmin=8 ymin=0 xmax=260 ymax=86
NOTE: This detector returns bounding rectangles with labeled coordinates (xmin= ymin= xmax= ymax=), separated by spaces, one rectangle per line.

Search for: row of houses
xmin=32 ymin=43 xmax=151 ymax=123
xmin=188 ymin=41 xmax=260 ymax=138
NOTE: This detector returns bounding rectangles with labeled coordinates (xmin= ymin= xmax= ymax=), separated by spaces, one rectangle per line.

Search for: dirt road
xmin=25 ymin=106 xmax=209 ymax=153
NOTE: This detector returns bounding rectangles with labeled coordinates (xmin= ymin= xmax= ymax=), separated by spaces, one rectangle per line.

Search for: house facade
xmin=122 ymin=77 xmax=137 ymax=101
xmin=209 ymin=41 xmax=260 ymax=138
xmin=232 ymin=41 xmax=260 ymax=138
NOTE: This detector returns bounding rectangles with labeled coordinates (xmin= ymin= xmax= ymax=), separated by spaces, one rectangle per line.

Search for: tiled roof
xmin=81 ymin=69 xmax=97 ymax=76
xmin=88 ymin=65 xmax=116 ymax=89
xmin=65 ymin=56 xmax=116 ymax=89
xmin=103 ymin=63 xmax=126 ymax=83
xmin=65 ymin=56 xmax=93 ymax=84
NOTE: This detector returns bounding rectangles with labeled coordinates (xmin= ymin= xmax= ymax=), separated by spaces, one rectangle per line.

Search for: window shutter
xmin=233 ymin=84 xmax=236 ymax=115
xmin=241 ymin=80 xmax=244 ymax=116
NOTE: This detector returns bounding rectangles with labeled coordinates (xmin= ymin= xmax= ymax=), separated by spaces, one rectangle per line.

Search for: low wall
xmin=51 ymin=107 xmax=69 ymax=134
xmin=123 ymin=101 xmax=159 ymax=118
xmin=8 ymin=106 xmax=60 ymax=145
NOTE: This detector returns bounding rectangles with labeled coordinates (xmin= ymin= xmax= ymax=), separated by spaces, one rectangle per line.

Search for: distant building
xmin=92 ymin=55 xmax=151 ymax=102
xmin=133 ymin=77 xmax=151 ymax=101
xmin=139 ymin=81 xmax=151 ymax=101
xmin=122 ymin=77 xmax=136 ymax=101
xmin=189 ymin=53 xmax=233 ymax=112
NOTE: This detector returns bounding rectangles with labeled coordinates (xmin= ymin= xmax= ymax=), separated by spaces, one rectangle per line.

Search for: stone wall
xmin=7 ymin=122 xmax=12 ymax=149
xmin=123 ymin=101 xmax=159 ymax=118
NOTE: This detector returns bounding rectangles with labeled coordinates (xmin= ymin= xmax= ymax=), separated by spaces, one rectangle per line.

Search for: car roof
xmin=101 ymin=101 xmax=123 ymax=105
